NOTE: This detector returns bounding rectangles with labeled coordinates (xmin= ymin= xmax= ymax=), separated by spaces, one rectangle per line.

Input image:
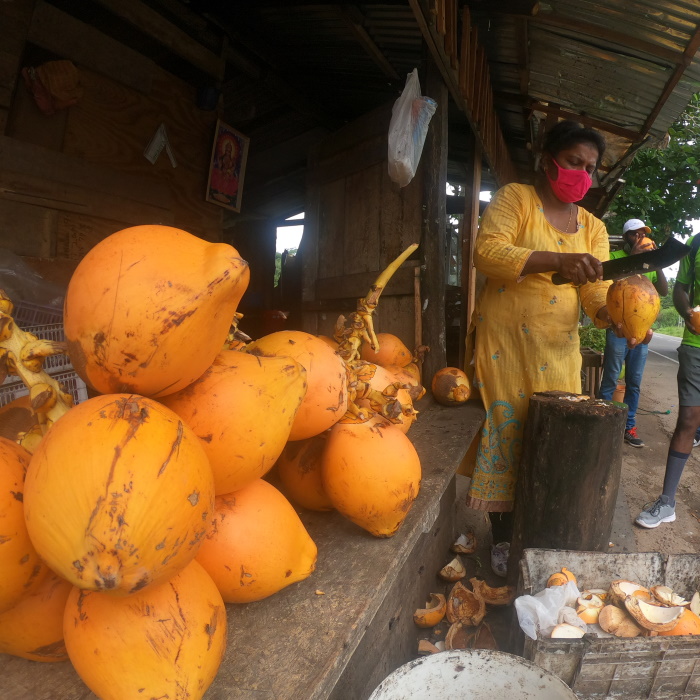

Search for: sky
xmin=276 ymin=213 xmax=304 ymax=253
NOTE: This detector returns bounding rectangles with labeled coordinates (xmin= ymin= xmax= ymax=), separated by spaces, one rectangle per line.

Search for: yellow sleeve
xmin=578 ymin=216 xmax=612 ymax=327
xmin=473 ymin=184 xmax=533 ymax=281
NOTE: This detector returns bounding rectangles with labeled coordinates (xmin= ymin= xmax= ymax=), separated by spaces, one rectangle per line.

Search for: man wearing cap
xmin=598 ymin=219 xmax=668 ymax=447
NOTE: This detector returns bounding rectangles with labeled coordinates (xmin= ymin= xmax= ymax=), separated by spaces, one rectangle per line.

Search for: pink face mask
xmin=546 ymin=156 xmax=593 ymax=203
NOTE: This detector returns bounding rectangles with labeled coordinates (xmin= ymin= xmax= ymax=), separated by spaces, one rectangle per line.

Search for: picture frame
xmin=205 ymin=119 xmax=250 ymax=213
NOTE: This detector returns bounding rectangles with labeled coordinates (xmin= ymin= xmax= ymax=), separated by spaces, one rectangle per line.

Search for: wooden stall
xmin=0 ymin=0 xmax=223 ymax=291
xmin=301 ymin=101 xmax=424 ymax=355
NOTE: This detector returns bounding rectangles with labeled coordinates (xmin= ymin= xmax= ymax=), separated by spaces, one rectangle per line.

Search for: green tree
xmin=606 ymin=94 xmax=700 ymax=243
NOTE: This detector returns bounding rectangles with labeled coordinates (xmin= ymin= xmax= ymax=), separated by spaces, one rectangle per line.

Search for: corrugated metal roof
xmin=474 ymin=0 xmax=700 ymax=182
xmin=187 ymin=1 xmax=700 ymax=212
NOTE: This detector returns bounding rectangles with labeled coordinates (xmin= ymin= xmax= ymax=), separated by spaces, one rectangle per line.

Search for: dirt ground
xmin=621 ymin=348 xmax=700 ymax=554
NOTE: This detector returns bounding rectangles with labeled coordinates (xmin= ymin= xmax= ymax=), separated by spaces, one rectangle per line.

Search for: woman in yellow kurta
xmin=466 ymin=121 xmax=616 ymax=574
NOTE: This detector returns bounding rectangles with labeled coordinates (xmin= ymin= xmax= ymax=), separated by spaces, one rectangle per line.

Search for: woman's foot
xmin=490 ymin=541 xmax=510 ymax=577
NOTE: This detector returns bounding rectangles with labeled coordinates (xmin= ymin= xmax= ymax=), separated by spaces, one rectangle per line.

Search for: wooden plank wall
xmin=0 ymin=0 xmax=222 ymax=292
xmin=302 ymin=101 xmax=422 ymax=350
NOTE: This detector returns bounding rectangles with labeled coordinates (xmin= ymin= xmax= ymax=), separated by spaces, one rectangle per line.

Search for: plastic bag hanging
xmin=387 ymin=69 xmax=437 ymax=188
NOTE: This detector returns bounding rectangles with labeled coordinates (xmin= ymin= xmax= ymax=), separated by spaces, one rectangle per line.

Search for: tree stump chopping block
xmin=507 ymin=391 xmax=627 ymax=585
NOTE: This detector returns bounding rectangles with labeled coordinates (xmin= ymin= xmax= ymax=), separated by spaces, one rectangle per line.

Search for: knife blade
xmin=551 ymin=237 xmax=690 ymax=285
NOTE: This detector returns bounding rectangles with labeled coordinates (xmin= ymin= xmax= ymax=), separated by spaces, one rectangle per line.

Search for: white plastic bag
xmin=514 ymin=581 xmax=581 ymax=640
xmin=387 ymin=69 xmax=437 ymax=187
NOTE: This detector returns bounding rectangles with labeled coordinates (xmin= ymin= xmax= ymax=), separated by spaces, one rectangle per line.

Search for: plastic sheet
xmin=387 ymin=69 xmax=437 ymax=187
xmin=515 ymin=581 xmax=582 ymax=640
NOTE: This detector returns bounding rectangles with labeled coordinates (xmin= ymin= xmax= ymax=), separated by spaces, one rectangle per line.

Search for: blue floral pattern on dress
xmin=475 ymin=400 xmax=522 ymax=476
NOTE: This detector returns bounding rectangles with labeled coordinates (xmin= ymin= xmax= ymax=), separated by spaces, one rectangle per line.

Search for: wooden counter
xmin=1 ymin=400 xmax=485 ymax=700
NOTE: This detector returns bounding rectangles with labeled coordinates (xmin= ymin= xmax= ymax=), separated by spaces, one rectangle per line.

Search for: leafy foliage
xmin=606 ymin=94 xmax=700 ymax=243
xmin=274 ymin=248 xmax=298 ymax=287
xmin=578 ymin=325 xmax=606 ymax=353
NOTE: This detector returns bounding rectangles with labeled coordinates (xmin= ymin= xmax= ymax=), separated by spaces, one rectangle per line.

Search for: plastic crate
xmin=517 ymin=549 xmax=700 ymax=699
xmin=21 ymin=323 xmax=72 ymax=372
xmin=0 ymin=370 xmax=88 ymax=408
xmin=12 ymin=300 xmax=63 ymax=327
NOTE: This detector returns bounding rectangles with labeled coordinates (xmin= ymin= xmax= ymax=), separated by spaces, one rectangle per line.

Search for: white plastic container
xmin=368 ymin=649 xmax=577 ymax=700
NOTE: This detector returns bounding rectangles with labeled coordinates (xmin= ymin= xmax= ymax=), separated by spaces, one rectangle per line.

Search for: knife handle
xmin=551 ymin=273 xmax=569 ymax=285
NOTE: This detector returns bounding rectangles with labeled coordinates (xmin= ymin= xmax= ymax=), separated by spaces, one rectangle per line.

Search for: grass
xmin=654 ymin=326 xmax=684 ymax=337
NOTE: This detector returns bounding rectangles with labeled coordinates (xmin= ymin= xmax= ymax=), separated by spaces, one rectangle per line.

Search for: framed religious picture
xmin=206 ymin=119 xmax=250 ymax=212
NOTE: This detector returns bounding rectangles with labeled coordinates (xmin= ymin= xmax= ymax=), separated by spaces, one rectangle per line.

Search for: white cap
xmin=622 ymin=218 xmax=651 ymax=235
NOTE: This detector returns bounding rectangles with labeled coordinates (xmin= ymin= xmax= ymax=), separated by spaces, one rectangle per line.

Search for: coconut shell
xmin=446 ymin=582 xmax=485 ymax=626
xmin=598 ymin=605 xmax=643 ymax=637
xmin=624 ymin=595 xmax=685 ymax=632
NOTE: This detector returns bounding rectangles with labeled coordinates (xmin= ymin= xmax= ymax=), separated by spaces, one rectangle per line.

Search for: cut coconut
xmin=451 ymin=532 xmax=477 ymax=554
xmin=598 ymin=605 xmax=643 ymax=638
xmin=469 ymin=577 xmax=515 ymax=606
xmin=547 ymin=567 xmax=577 ymax=588
xmin=651 ymin=585 xmax=689 ymax=607
xmin=577 ymin=592 xmax=604 ymax=609
xmin=608 ymin=580 xmax=649 ymax=608
xmin=691 ymin=592 xmax=700 ymax=617
xmin=413 ymin=593 xmax=447 ymax=628
xmin=439 ymin=556 xmax=466 ymax=582
xmin=417 ymin=639 xmax=441 ymax=655
xmin=550 ymin=623 xmax=585 ymax=639
xmin=473 ymin=622 xmax=498 ymax=651
xmin=624 ymin=595 xmax=685 ymax=632
xmin=577 ymin=607 xmax=601 ymax=625
xmin=446 ymin=582 xmax=486 ymax=626
xmin=445 ymin=622 xmax=474 ymax=650
xmin=434 ymin=640 xmax=446 ymax=652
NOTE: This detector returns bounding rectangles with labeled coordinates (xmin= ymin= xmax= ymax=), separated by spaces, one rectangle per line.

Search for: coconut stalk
xmin=0 ymin=290 xmax=72 ymax=449
xmin=334 ymin=244 xmax=419 ymax=423
xmin=335 ymin=243 xmax=418 ymax=363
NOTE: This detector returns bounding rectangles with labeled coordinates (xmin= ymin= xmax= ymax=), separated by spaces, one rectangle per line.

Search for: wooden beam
xmin=529 ymin=102 xmax=640 ymax=141
xmin=459 ymin=140 xmax=481 ymax=369
xmin=640 ymin=24 xmax=700 ymax=136
xmin=421 ymin=59 xmax=448 ymax=384
xmin=316 ymin=266 xmax=416 ymax=300
xmin=532 ymin=14 xmax=687 ymax=67
xmin=336 ymin=5 xmax=400 ymax=80
xmin=411 ymin=0 xmax=516 ymax=185
xmin=91 ymin=0 xmax=225 ymax=81
xmin=467 ymin=0 xmax=539 ymax=16
xmin=29 ymin=1 xmax=154 ymax=94
xmin=0 ymin=136 xmax=173 ymax=225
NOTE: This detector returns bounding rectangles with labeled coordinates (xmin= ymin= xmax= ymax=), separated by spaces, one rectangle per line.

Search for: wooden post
xmin=459 ymin=137 xmax=482 ymax=368
xmin=421 ymin=58 xmax=448 ymax=385
xmin=508 ymin=391 xmax=627 ymax=584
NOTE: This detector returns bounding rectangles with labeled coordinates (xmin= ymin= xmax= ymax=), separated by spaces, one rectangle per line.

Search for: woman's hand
xmin=557 ymin=253 xmax=603 ymax=285
xmin=596 ymin=306 xmax=653 ymax=347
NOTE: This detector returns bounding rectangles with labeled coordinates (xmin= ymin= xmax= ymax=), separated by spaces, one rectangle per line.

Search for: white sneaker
xmin=635 ymin=496 xmax=676 ymax=529
xmin=490 ymin=541 xmax=509 ymax=577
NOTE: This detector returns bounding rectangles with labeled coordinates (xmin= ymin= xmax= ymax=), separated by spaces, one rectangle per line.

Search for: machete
xmin=551 ymin=236 xmax=691 ymax=285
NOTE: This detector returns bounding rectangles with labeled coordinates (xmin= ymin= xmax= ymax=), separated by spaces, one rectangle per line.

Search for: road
xmin=648 ymin=331 xmax=681 ymax=362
